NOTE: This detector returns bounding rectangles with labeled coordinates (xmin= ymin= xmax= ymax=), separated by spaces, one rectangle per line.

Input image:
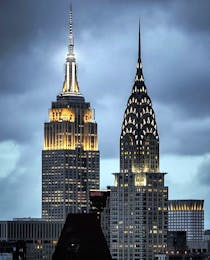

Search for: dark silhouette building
xmin=52 ymin=213 xmax=112 ymax=260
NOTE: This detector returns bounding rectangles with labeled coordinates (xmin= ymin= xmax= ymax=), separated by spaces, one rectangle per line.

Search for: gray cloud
xmin=168 ymin=0 xmax=210 ymax=34
xmin=1 ymin=0 xmax=210 ymax=152
xmin=0 ymin=140 xmax=41 ymax=220
xmin=197 ymin=155 xmax=210 ymax=185
xmin=0 ymin=0 xmax=210 ymax=224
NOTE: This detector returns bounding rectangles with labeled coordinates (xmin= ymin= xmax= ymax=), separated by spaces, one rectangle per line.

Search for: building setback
xmin=110 ymin=24 xmax=168 ymax=260
xmin=42 ymin=7 xmax=100 ymax=221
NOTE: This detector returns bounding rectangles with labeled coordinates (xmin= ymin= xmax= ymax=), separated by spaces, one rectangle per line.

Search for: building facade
xmin=42 ymin=7 xmax=100 ymax=221
xmin=110 ymin=25 xmax=168 ymax=260
xmin=0 ymin=219 xmax=63 ymax=260
xmin=168 ymin=200 xmax=204 ymax=241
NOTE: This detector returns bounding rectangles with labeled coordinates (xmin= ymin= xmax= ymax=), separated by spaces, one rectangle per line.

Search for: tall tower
xmin=110 ymin=24 xmax=168 ymax=260
xmin=120 ymin=25 xmax=159 ymax=174
xmin=42 ymin=7 xmax=99 ymax=221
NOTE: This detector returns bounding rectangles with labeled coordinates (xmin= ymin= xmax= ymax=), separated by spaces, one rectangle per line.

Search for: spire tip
xmin=68 ymin=3 xmax=74 ymax=55
xmin=138 ymin=19 xmax=141 ymax=61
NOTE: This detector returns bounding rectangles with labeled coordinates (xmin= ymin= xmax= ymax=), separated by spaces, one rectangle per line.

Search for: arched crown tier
xmin=120 ymin=23 xmax=159 ymax=174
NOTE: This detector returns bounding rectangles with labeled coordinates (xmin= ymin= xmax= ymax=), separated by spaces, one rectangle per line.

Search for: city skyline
xmin=0 ymin=0 xmax=210 ymax=228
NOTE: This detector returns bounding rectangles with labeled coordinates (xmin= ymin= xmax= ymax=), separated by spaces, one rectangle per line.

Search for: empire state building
xmin=42 ymin=8 xmax=99 ymax=221
xmin=110 ymin=25 xmax=168 ymax=260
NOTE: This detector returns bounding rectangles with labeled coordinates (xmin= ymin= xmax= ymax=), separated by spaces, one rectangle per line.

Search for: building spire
xmin=62 ymin=4 xmax=80 ymax=95
xmin=120 ymin=21 xmax=159 ymax=174
xmin=138 ymin=19 xmax=141 ymax=62
xmin=134 ymin=20 xmax=144 ymax=83
xmin=68 ymin=3 xmax=74 ymax=55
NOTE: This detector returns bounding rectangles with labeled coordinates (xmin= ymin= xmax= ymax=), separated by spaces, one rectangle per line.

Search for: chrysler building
xmin=110 ymin=24 xmax=168 ymax=260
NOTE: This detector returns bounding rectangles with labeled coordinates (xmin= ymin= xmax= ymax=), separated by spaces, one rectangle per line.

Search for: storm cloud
xmin=0 ymin=0 xmax=210 ymax=225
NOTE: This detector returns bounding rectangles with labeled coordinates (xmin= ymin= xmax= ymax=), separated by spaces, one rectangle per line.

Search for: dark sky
xmin=0 ymin=0 xmax=210 ymax=227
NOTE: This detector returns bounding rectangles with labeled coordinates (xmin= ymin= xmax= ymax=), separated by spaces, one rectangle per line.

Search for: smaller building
xmin=204 ymin=230 xmax=210 ymax=241
xmin=0 ymin=218 xmax=63 ymax=260
xmin=168 ymin=200 xmax=204 ymax=242
xmin=187 ymin=240 xmax=208 ymax=254
xmin=89 ymin=188 xmax=110 ymax=246
xmin=204 ymin=230 xmax=210 ymax=253
xmin=167 ymin=200 xmax=208 ymax=259
xmin=159 ymin=231 xmax=209 ymax=259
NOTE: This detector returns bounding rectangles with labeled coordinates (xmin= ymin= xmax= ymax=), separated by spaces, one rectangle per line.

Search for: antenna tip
xmin=138 ymin=19 xmax=141 ymax=60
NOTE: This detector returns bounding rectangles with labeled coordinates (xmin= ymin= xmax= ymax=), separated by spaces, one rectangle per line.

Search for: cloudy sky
xmin=0 ymin=0 xmax=210 ymax=227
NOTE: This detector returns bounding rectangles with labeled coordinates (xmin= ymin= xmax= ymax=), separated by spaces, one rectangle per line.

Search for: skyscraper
xmin=110 ymin=24 xmax=168 ymax=260
xmin=42 ymin=7 xmax=99 ymax=221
